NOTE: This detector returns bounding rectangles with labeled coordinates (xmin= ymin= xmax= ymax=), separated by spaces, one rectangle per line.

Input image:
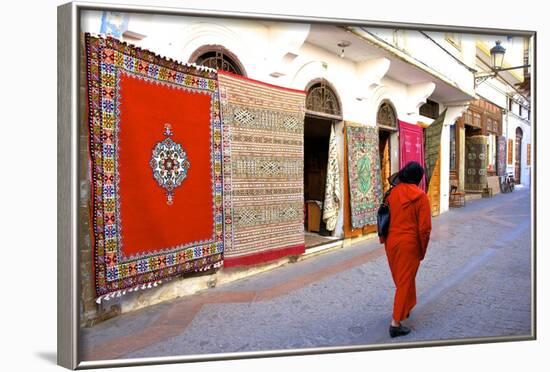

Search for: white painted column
xmin=439 ymin=124 xmax=450 ymax=213
xmin=390 ymin=130 xmax=400 ymax=175
xmin=440 ymin=103 xmax=470 ymax=214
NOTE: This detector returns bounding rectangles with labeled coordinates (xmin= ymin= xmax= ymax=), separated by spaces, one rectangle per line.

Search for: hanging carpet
xmin=423 ymin=110 xmax=447 ymax=186
xmin=322 ymin=124 xmax=341 ymax=231
xmin=218 ymin=71 xmax=306 ymax=267
xmin=465 ymin=135 xmax=489 ymax=191
xmin=399 ymin=120 xmax=426 ymax=191
xmin=343 ymin=122 xmax=364 ymax=238
xmin=497 ymin=135 xmax=507 ymax=177
xmin=345 ymin=125 xmax=383 ymax=229
xmin=85 ymin=35 xmax=224 ymax=299
xmin=423 ymin=110 xmax=446 ymax=216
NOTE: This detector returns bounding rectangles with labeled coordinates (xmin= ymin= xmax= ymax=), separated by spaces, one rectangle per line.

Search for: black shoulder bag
xmin=377 ymin=172 xmax=399 ymax=238
xmin=376 ymin=187 xmax=393 ymax=238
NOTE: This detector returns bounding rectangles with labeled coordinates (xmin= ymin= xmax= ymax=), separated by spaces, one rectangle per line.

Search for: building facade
xmin=79 ymin=11 xmax=531 ymax=325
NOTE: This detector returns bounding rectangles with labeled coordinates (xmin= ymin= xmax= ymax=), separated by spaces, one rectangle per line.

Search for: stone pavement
xmin=82 ymin=188 xmax=532 ymax=361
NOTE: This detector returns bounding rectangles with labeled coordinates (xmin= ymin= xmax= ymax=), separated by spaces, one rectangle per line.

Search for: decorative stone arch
xmin=374 ymin=98 xmax=400 ymax=194
xmin=376 ymin=99 xmax=398 ymax=131
xmin=305 ymin=78 xmax=343 ymax=120
xmin=368 ymin=85 xmax=402 ymax=126
xmin=188 ymin=44 xmax=247 ymax=76
xmin=291 ymin=60 xmax=347 ymax=115
xmin=180 ymin=22 xmax=251 ymax=75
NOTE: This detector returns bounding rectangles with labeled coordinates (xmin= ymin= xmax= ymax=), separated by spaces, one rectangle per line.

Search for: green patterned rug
xmin=345 ymin=125 xmax=383 ymax=228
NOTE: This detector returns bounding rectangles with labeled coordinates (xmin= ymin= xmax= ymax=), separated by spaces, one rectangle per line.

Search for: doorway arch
xmin=377 ymin=100 xmax=398 ymax=130
xmin=377 ymin=100 xmax=398 ymax=193
xmin=305 ymin=79 xmax=343 ymax=119
xmin=303 ymin=79 xmax=342 ymax=244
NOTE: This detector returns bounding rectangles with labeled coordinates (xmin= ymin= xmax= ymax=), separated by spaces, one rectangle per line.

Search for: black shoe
xmin=389 ymin=324 xmax=411 ymax=338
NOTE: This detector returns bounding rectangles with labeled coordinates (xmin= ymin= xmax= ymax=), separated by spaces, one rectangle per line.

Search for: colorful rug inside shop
xmin=85 ymin=35 xmax=224 ymax=302
xmin=218 ymin=71 xmax=306 ymax=267
xmin=345 ymin=125 xmax=383 ymax=229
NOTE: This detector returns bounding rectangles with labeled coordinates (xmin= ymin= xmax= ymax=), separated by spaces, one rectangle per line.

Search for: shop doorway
xmin=303 ymin=80 xmax=343 ymax=248
xmin=304 ymin=115 xmax=334 ymax=247
xmin=515 ymin=127 xmax=523 ymax=184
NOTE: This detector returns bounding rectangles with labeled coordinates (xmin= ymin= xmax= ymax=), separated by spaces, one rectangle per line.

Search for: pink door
xmin=399 ymin=120 xmax=426 ymax=191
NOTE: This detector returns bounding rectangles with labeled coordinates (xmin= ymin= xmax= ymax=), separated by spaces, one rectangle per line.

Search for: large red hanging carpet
xmin=399 ymin=120 xmax=426 ymax=191
xmin=85 ymin=35 xmax=224 ymax=298
xmin=218 ymin=71 xmax=306 ymax=267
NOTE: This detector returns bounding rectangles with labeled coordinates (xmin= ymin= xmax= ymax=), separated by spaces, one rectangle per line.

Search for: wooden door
xmin=379 ymin=130 xmax=391 ymax=193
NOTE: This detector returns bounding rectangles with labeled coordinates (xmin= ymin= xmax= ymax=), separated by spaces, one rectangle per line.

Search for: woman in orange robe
xmin=380 ymin=161 xmax=432 ymax=338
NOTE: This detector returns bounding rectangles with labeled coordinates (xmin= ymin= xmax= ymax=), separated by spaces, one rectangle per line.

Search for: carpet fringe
xmin=95 ymin=280 xmax=163 ymax=304
xmin=95 ymin=261 xmax=223 ymax=304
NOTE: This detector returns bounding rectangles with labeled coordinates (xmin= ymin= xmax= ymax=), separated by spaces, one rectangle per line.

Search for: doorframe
xmin=303 ymin=113 xmax=338 ymax=238
xmin=378 ymin=127 xmax=396 ymax=193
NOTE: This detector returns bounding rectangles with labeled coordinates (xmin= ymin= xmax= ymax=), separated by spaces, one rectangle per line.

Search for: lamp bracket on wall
xmin=474 ymin=71 xmax=497 ymax=87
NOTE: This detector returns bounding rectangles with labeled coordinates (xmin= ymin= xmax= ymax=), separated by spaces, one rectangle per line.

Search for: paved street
xmin=82 ymin=188 xmax=532 ymax=361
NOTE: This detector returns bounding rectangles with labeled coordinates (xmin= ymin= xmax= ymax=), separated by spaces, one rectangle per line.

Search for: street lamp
xmin=490 ymin=40 xmax=506 ymax=70
xmin=474 ymin=40 xmax=530 ymax=87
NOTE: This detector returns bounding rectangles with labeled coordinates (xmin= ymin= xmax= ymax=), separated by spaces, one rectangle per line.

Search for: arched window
xmin=190 ymin=46 xmax=245 ymax=76
xmin=306 ymin=81 xmax=342 ymax=118
xmin=377 ymin=101 xmax=397 ymax=129
xmin=516 ymin=126 xmax=524 ymax=137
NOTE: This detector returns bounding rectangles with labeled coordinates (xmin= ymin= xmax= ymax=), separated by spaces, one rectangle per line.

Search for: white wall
xmin=506 ymin=113 xmax=531 ymax=187
xmin=476 ymin=78 xmax=508 ymax=109
xmin=366 ymin=28 xmax=476 ymax=96
xmin=80 ymin=10 xmax=484 ymax=228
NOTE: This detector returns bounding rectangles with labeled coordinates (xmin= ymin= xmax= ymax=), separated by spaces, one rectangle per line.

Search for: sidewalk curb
xmin=93 ymin=233 xmax=379 ymax=322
